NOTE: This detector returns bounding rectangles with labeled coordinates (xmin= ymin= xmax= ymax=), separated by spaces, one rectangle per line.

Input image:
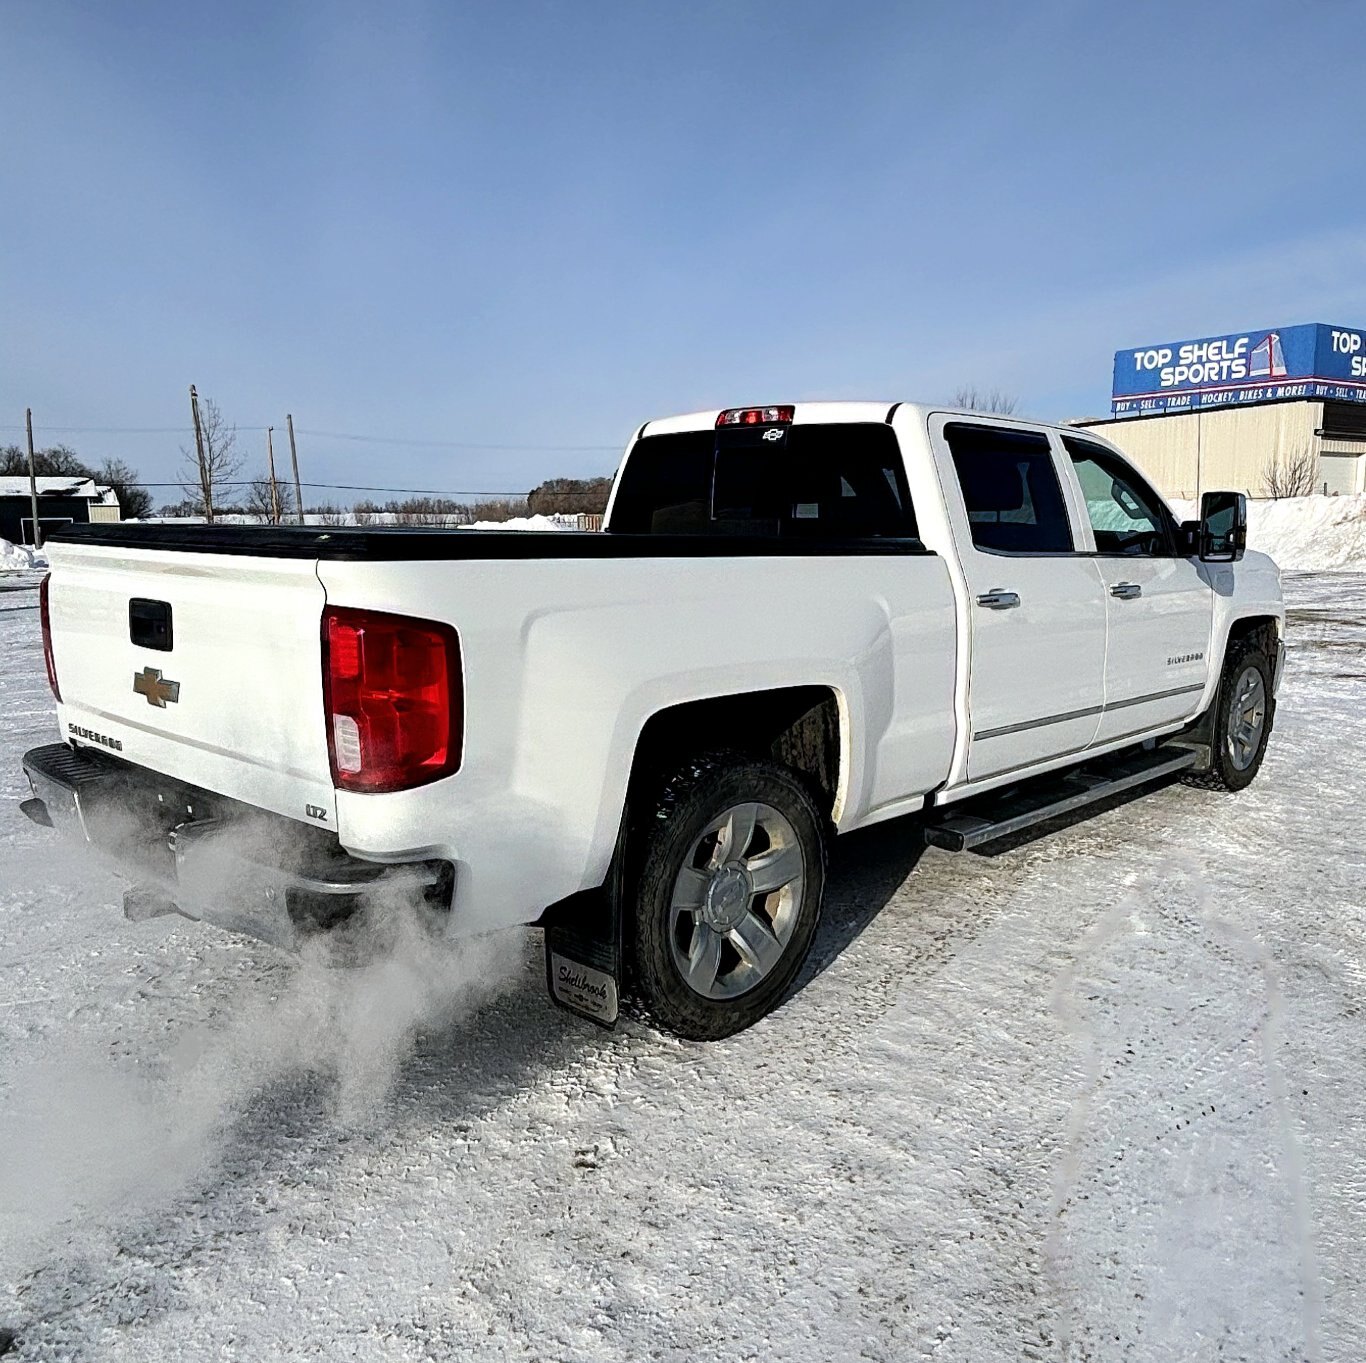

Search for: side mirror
xmin=1199 ymin=490 xmax=1247 ymax=562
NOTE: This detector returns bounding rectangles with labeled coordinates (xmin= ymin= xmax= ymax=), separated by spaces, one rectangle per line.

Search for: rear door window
xmin=609 ymin=423 xmax=917 ymax=539
xmin=943 ymin=423 xmax=1074 ymax=554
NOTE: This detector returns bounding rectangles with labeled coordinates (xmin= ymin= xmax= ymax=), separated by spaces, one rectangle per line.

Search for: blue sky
xmin=3 ymin=0 xmax=1365 ymax=502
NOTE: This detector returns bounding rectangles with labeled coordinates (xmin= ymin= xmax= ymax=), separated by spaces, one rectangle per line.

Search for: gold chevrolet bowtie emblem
xmin=133 ymin=666 xmax=181 ymax=708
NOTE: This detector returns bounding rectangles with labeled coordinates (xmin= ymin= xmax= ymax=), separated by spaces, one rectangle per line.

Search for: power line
xmin=0 ymin=425 xmax=214 ymax=434
xmin=295 ymin=429 xmax=619 ymax=452
xmin=1 ymin=422 xmax=620 ymax=451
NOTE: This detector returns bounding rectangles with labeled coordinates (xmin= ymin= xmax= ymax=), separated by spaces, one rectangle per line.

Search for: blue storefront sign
xmin=1111 ymin=322 xmax=1366 ymax=417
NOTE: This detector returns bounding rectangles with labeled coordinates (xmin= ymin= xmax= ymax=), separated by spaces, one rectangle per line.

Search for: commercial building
xmin=1073 ymin=322 xmax=1366 ymax=499
xmin=0 ymin=476 xmax=121 ymax=545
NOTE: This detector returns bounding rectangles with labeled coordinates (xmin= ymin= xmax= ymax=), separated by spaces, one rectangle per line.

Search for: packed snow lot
xmin=0 ymin=572 xmax=1363 ymax=1362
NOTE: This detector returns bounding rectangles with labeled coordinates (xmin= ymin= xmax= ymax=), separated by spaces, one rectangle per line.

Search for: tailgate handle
xmin=129 ymin=598 xmax=174 ymax=652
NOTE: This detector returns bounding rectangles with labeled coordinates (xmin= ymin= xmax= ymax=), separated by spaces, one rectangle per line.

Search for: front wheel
xmin=631 ymin=753 xmax=827 ymax=1040
xmin=1182 ymin=640 xmax=1275 ymax=792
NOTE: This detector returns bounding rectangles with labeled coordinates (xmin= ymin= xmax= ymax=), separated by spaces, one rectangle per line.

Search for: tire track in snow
xmin=1048 ymin=855 xmax=1320 ymax=1362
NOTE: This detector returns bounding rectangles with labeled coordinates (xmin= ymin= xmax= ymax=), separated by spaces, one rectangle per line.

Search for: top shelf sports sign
xmin=1111 ymin=323 xmax=1366 ymax=417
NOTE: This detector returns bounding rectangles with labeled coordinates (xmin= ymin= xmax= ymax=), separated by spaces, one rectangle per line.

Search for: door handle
xmin=1109 ymin=582 xmax=1143 ymax=600
xmin=976 ymin=589 xmax=1020 ymax=609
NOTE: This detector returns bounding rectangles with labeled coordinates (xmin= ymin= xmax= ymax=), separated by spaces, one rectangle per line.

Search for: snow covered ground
xmin=1 ymin=573 xmax=1363 ymax=1361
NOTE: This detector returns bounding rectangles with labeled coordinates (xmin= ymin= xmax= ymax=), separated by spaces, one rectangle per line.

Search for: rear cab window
xmin=608 ymin=423 xmax=918 ymax=540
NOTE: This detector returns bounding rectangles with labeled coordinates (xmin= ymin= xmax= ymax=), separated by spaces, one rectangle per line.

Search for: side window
xmin=1063 ymin=438 xmax=1173 ymax=556
xmin=944 ymin=423 xmax=1073 ymax=554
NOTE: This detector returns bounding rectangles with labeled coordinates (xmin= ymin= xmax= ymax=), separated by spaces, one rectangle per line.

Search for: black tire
xmin=1182 ymin=639 xmax=1275 ymax=793
xmin=630 ymin=752 xmax=827 ymax=1040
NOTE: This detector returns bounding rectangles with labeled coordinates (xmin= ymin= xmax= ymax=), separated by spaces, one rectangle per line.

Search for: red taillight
xmin=716 ymin=405 xmax=794 ymax=427
xmin=321 ymin=607 xmax=463 ymax=793
xmin=39 ymin=573 xmax=60 ymax=702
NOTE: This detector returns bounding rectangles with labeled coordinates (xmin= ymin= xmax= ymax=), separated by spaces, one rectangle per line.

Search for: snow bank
xmin=1170 ymin=494 xmax=1366 ymax=572
xmin=1247 ymin=495 xmax=1366 ymax=572
xmin=0 ymin=537 xmax=47 ymax=572
xmin=462 ymin=513 xmax=574 ymax=532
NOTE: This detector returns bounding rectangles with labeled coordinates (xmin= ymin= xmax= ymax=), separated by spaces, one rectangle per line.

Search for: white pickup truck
xmin=21 ymin=402 xmax=1283 ymax=1038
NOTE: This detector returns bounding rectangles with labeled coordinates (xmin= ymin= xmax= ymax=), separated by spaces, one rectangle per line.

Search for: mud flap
xmin=543 ymin=815 xmax=627 ymax=1028
xmin=544 ymin=888 xmax=621 ymax=1027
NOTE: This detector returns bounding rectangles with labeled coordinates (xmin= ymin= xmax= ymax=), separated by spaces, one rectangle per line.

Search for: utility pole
xmin=25 ymin=408 xmax=42 ymax=550
xmin=189 ymin=384 xmax=213 ymax=523
xmin=265 ymin=426 xmax=282 ymax=524
xmin=286 ymin=413 xmax=304 ymax=524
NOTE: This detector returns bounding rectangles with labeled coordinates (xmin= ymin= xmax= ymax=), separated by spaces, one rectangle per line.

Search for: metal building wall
xmin=1076 ymin=401 xmax=1331 ymax=499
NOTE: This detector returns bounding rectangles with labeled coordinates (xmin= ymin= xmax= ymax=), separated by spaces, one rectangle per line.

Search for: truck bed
xmin=49 ymin=522 xmax=930 ymax=561
xmin=39 ymin=522 xmax=957 ymax=933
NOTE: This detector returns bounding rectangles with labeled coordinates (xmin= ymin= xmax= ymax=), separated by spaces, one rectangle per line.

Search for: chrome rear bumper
xmin=21 ymin=743 xmax=452 ymax=950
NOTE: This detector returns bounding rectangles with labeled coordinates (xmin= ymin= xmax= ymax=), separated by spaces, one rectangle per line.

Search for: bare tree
xmin=244 ymin=477 xmax=280 ymax=523
xmin=1261 ymin=445 xmax=1318 ymax=499
xmin=466 ymin=497 xmax=530 ymax=522
xmin=1 ymin=443 xmax=94 ymax=478
xmin=526 ymin=478 xmax=611 ymax=517
xmin=383 ymin=496 xmax=468 ymax=526
xmin=951 ymin=386 xmax=1020 ymax=415
xmin=181 ymin=395 xmax=243 ymax=522
xmin=96 ymin=458 xmax=153 ymax=520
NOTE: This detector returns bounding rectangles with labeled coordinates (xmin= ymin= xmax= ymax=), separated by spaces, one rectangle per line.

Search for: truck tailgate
xmin=45 ymin=541 xmax=337 ymax=825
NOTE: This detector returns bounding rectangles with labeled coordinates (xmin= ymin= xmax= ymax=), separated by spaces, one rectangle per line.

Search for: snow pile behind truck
xmin=1170 ymin=494 xmax=1366 ymax=572
xmin=1246 ymin=494 xmax=1366 ymax=572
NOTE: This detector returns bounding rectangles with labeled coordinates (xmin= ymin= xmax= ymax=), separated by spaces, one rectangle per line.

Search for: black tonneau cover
xmin=48 ymin=523 xmax=929 ymax=562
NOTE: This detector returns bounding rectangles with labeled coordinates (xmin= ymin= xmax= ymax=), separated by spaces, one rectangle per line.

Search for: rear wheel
xmin=631 ymin=753 xmax=827 ymax=1040
xmin=1182 ymin=640 xmax=1274 ymax=792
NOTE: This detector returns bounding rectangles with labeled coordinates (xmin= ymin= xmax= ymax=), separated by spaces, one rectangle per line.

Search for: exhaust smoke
xmin=0 ymin=835 xmax=524 ymax=1335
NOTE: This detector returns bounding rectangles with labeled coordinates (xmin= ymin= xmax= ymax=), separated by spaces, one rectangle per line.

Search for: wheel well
xmin=1177 ymin=613 xmax=1280 ymax=760
xmin=629 ymin=686 xmax=842 ymax=818
xmin=1227 ymin=614 xmax=1279 ymax=661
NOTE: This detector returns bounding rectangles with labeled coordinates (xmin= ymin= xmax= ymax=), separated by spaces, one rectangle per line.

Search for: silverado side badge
xmin=133 ymin=667 xmax=181 ymax=707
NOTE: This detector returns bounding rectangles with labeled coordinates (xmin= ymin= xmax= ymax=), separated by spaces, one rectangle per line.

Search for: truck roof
xmin=638 ymin=401 xmax=1078 ymax=438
